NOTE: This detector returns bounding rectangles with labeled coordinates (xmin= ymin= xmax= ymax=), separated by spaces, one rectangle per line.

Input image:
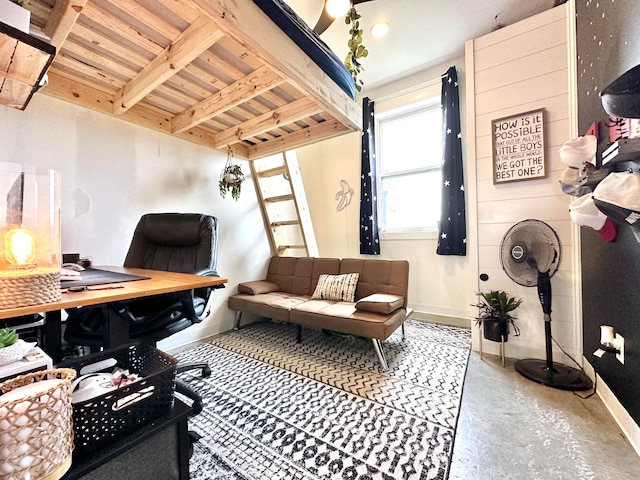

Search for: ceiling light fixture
xmin=370 ymin=21 xmax=390 ymax=38
xmin=326 ymin=0 xmax=351 ymax=18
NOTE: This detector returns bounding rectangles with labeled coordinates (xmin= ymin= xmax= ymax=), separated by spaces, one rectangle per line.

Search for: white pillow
xmin=311 ymin=273 xmax=359 ymax=302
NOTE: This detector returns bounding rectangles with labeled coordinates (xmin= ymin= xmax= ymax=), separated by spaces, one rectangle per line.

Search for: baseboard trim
xmin=584 ymin=358 xmax=640 ymax=457
xmin=410 ymin=311 xmax=471 ymax=329
xmin=164 ymin=333 xmax=222 ymax=356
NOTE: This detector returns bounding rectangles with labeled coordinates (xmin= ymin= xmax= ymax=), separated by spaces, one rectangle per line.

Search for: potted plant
xmin=473 ymin=290 xmax=522 ymax=342
xmin=218 ymin=149 xmax=245 ymax=201
xmin=0 ymin=328 xmax=29 ymax=366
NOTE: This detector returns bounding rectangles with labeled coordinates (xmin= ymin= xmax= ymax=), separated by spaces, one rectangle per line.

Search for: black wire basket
xmin=57 ymin=343 xmax=177 ymax=451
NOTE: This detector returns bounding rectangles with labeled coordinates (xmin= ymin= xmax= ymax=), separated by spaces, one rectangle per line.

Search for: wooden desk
xmin=0 ymin=267 xmax=228 ymax=362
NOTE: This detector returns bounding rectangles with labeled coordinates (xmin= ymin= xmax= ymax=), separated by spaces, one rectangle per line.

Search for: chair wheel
xmin=202 ymin=366 xmax=211 ymax=378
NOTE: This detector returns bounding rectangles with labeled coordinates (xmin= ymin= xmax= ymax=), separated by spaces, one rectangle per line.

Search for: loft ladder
xmin=250 ymin=151 xmax=318 ymax=257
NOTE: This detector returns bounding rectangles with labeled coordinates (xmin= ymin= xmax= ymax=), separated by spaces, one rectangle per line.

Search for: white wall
xmin=0 ymin=94 xmax=272 ymax=350
xmin=296 ymin=58 xmax=476 ymax=322
xmin=466 ymin=4 xmax=578 ymax=360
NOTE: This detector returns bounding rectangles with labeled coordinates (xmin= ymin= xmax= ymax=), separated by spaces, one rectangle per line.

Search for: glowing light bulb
xmin=370 ymin=21 xmax=390 ymax=38
xmin=5 ymin=227 xmax=36 ymax=266
xmin=326 ymin=0 xmax=350 ymax=18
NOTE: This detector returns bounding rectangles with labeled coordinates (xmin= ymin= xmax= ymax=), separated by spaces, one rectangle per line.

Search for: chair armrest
xmin=237 ymin=280 xmax=280 ymax=295
xmin=355 ymin=294 xmax=404 ymax=314
xmin=175 ymin=289 xmax=209 ymax=323
xmin=194 ymin=268 xmax=225 ymax=289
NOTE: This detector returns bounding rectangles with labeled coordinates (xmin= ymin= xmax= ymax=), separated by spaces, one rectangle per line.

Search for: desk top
xmin=0 ymin=266 xmax=228 ymax=319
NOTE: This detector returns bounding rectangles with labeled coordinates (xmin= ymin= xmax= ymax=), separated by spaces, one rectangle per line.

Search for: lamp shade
xmin=0 ymin=162 xmax=61 ymax=309
xmin=326 ymin=0 xmax=350 ymax=18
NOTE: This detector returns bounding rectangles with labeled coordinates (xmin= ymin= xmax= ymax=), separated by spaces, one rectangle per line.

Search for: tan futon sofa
xmin=228 ymin=256 xmax=411 ymax=369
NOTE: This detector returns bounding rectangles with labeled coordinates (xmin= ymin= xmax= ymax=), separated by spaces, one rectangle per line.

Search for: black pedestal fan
xmin=500 ymin=219 xmax=592 ymax=391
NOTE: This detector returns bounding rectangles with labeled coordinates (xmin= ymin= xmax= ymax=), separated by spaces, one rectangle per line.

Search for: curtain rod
xmin=373 ymin=75 xmax=444 ymax=104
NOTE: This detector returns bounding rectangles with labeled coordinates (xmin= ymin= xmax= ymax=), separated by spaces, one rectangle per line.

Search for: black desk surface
xmin=60 ymin=268 xmax=149 ymax=288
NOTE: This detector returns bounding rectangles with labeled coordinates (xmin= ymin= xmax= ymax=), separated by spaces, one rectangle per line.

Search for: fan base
xmin=515 ymin=358 xmax=593 ymax=391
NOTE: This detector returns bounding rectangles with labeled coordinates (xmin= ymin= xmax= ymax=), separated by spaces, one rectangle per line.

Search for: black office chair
xmin=64 ymin=213 xmax=222 ymax=413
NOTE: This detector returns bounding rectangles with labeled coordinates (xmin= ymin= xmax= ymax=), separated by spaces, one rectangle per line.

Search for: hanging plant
xmin=344 ymin=6 xmax=368 ymax=92
xmin=218 ymin=148 xmax=245 ymax=201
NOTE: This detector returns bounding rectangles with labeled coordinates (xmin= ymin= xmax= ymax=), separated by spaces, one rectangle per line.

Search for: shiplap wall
xmin=465 ymin=4 xmax=578 ymax=360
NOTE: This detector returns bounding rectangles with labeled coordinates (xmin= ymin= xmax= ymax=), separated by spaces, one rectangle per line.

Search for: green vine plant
xmin=344 ymin=7 xmax=368 ymax=92
xmin=10 ymin=0 xmax=29 ymax=6
xmin=219 ymin=147 xmax=245 ymax=201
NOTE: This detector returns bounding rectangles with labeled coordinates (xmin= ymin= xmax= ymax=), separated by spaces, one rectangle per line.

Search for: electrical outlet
xmin=616 ymin=333 xmax=625 ymax=364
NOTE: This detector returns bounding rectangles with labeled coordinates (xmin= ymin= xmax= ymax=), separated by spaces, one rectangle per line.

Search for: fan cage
xmin=499 ymin=219 xmax=561 ymax=287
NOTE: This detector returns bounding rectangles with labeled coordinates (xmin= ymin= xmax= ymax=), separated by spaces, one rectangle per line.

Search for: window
xmin=376 ymin=95 xmax=442 ymax=233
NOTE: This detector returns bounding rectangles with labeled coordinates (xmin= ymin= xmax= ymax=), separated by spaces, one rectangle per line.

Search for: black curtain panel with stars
xmin=360 ymin=97 xmax=380 ymax=255
xmin=437 ymin=66 xmax=467 ymax=256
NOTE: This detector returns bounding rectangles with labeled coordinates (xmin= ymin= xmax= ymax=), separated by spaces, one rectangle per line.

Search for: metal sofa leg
xmin=233 ymin=311 xmax=243 ymax=330
xmin=372 ymin=339 xmax=389 ymax=371
xmin=401 ymin=322 xmax=406 ymax=340
xmin=296 ymin=324 xmax=302 ymax=343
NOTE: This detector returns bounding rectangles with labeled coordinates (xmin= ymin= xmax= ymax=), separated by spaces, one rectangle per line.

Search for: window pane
xmin=380 ymin=171 xmax=441 ymax=230
xmin=379 ymin=107 xmax=442 ymax=174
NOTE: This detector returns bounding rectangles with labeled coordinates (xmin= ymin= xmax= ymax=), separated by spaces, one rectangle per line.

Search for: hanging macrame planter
xmin=218 ymin=147 xmax=245 ymax=201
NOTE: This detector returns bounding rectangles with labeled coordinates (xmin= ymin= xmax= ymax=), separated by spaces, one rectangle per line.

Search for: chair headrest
xmin=136 ymin=213 xmax=215 ymax=247
xmin=124 ymin=213 xmax=219 ymax=273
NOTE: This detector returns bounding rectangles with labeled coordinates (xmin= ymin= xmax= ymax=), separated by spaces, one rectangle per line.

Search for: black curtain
xmin=360 ymin=97 xmax=380 ymax=255
xmin=437 ymin=66 xmax=467 ymax=256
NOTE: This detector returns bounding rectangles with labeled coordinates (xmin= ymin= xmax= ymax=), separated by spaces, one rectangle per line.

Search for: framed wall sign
xmin=492 ymin=108 xmax=546 ymax=184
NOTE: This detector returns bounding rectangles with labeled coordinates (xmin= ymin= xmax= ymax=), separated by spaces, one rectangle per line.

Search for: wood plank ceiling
xmin=25 ymin=0 xmax=361 ymax=160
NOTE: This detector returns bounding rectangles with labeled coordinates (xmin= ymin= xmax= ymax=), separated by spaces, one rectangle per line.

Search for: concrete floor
xmin=449 ymin=353 xmax=640 ymax=480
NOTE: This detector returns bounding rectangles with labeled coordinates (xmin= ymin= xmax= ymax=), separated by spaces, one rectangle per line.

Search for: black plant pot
xmin=483 ymin=318 xmax=508 ymax=342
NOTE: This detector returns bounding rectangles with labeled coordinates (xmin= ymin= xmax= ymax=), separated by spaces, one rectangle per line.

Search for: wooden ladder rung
xmin=265 ymin=193 xmax=294 ymax=203
xmin=258 ymin=166 xmax=287 ymax=178
xmin=277 ymin=244 xmax=307 ymax=252
xmin=271 ymin=220 xmax=301 ymax=227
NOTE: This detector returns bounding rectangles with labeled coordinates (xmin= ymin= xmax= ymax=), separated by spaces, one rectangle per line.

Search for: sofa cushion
xmin=339 ymin=258 xmax=409 ymax=304
xmin=290 ymin=300 xmax=406 ymax=340
xmin=355 ymin=294 xmax=404 ymax=314
xmin=227 ymin=292 xmax=309 ymax=322
xmin=311 ymin=273 xmax=359 ymax=302
xmin=237 ymin=280 xmax=280 ymax=295
xmin=265 ymin=256 xmax=341 ymax=295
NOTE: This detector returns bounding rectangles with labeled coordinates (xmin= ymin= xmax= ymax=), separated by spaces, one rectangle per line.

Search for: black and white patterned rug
xmin=176 ymin=320 xmax=471 ymax=480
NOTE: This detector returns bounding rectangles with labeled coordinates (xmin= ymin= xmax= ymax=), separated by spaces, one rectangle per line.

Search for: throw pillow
xmin=311 ymin=273 xmax=359 ymax=302
xmin=237 ymin=280 xmax=280 ymax=295
xmin=355 ymin=294 xmax=404 ymax=314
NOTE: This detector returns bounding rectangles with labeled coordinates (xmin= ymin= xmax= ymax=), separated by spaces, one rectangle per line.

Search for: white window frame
xmin=374 ymin=82 xmax=442 ymax=240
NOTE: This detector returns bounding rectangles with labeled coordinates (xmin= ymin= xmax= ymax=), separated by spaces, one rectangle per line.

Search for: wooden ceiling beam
xmin=191 ymin=0 xmax=361 ymax=132
xmin=44 ymin=70 xmax=249 ymax=159
xmin=53 ymin=52 xmax=125 ymax=91
xmin=107 ymin=0 xmax=180 ymax=41
xmin=112 ymin=16 xmax=223 ymax=114
xmin=66 ymin=23 xmax=150 ymax=68
xmin=246 ymin=120 xmax=351 ymax=160
xmin=43 ymin=0 xmax=88 ymax=49
xmin=214 ymin=97 xmax=323 ymax=147
xmin=80 ymin=1 xmax=164 ymax=54
xmin=171 ymin=65 xmax=283 ymax=134
xmin=154 ymin=0 xmax=201 ymax=24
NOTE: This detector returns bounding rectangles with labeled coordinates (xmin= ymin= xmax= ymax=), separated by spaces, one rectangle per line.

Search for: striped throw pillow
xmin=311 ymin=273 xmax=359 ymax=302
